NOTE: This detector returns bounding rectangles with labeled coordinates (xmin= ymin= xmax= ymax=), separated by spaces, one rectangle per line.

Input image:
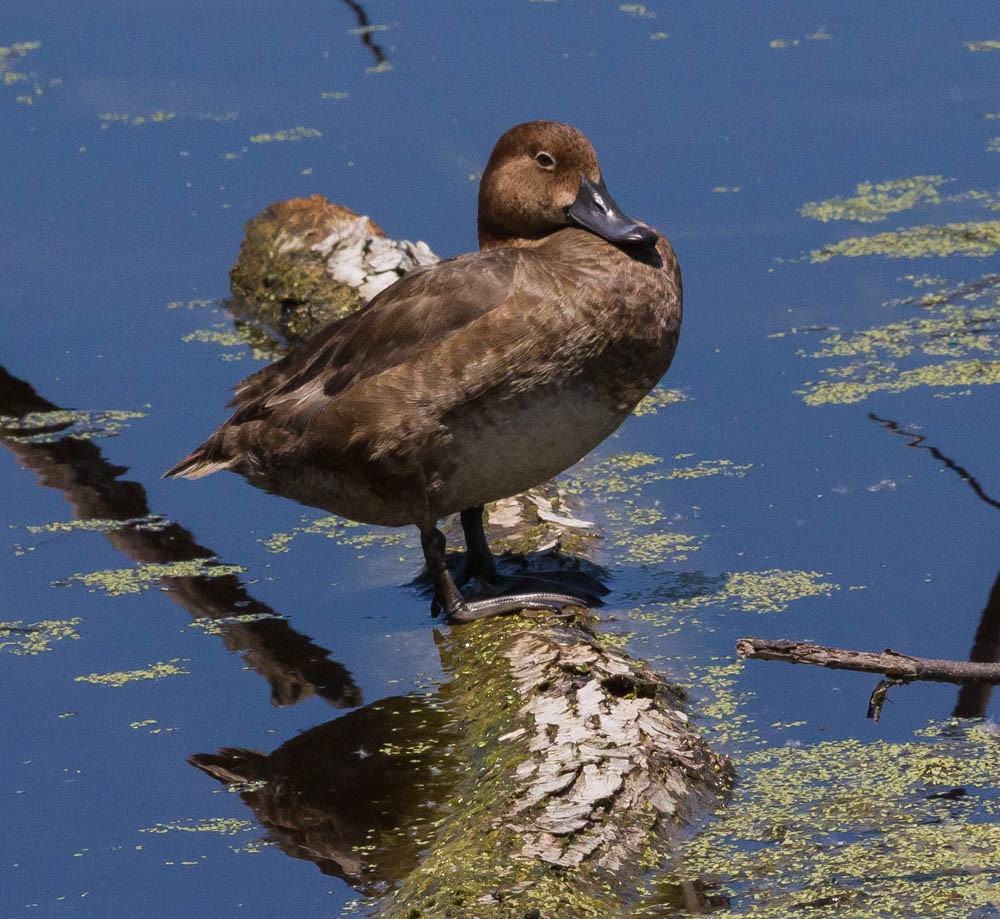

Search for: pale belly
xmin=431 ymin=382 xmax=632 ymax=518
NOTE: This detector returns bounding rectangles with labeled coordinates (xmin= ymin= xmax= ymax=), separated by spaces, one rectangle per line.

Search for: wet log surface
xmin=378 ymin=618 xmax=732 ymax=917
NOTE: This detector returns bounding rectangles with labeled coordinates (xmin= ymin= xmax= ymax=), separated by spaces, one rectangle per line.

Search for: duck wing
xmin=165 ymin=247 xmax=523 ymax=478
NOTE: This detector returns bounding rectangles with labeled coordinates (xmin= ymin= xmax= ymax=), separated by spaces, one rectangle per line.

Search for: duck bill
xmin=566 ymin=174 xmax=659 ymax=249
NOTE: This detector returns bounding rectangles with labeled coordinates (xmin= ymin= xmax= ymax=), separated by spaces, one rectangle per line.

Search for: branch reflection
xmin=0 ymin=365 xmax=360 ymax=708
xmin=869 ymin=412 xmax=1000 ymax=718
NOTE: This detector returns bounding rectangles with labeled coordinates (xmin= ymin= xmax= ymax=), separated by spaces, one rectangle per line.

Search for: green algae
xmin=0 ymin=618 xmax=81 ymax=655
xmin=631 ymin=386 xmax=688 ymax=416
xmin=249 ymin=126 xmax=322 ymax=143
xmin=619 ymin=3 xmax=656 ymax=18
xmin=74 ymin=659 xmax=189 ymax=687
xmin=260 ymin=515 xmax=408 ymax=554
xmin=0 ymin=408 xmax=145 ymax=442
xmin=801 ymin=359 xmax=1000 ymax=405
xmin=809 ymin=221 xmax=1000 ymax=262
xmin=666 ymin=721 xmax=1000 ymax=917
xmin=181 ymin=322 xmax=281 ymax=363
xmin=25 ymin=516 xmax=168 ymax=535
xmin=140 ymin=817 xmax=254 ymax=836
xmin=63 ymin=559 xmax=246 ymax=596
xmin=672 ymin=569 xmax=839 ymax=614
xmin=0 ymin=40 xmax=59 ymax=105
xmin=614 ymin=530 xmax=701 ymax=565
xmin=801 ymin=176 xmax=951 ymax=223
xmin=166 ymin=298 xmax=216 ymax=310
xmin=769 ymin=30 xmax=832 ymax=49
xmin=566 ymin=453 xmax=752 ymax=500
xmin=794 ymin=275 xmax=1000 ymax=404
xmin=98 ymin=111 xmax=176 ymax=127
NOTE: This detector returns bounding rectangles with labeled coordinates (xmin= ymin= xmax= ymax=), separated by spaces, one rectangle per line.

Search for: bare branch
xmin=736 ymin=637 xmax=1000 ymax=685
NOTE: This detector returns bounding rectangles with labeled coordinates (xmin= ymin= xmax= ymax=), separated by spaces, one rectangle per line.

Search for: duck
xmin=166 ymin=121 xmax=683 ymax=622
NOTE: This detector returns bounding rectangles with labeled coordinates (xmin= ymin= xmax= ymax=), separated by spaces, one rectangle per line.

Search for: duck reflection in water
xmin=166 ymin=121 xmax=683 ymax=621
xmin=190 ymin=695 xmax=460 ymax=895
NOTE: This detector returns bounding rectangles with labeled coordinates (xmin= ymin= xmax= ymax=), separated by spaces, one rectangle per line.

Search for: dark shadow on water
xmin=953 ymin=570 xmax=1000 ymax=719
xmin=0 ymin=365 xmax=360 ymax=708
xmin=870 ymin=412 xmax=1000 ymax=719
xmin=869 ymin=412 xmax=1000 ymax=511
xmin=412 ymin=544 xmax=611 ymax=615
xmin=339 ymin=0 xmax=389 ymax=69
xmin=190 ymin=694 xmax=460 ymax=897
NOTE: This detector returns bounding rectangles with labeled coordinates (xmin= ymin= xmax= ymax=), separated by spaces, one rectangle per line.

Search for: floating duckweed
xmin=182 ymin=327 xmax=252 ymax=348
xmin=140 ymin=818 xmax=253 ymax=836
xmin=629 ymin=507 xmax=665 ymax=526
xmin=261 ymin=515 xmax=406 ymax=554
xmin=347 ymin=24 xmax=389 ymax=35
xmin=801 ymin=358 xmax=1000 ymax=405
xmin=769 ymin=31 xmax=830 ymax=49
xmin=667 ymin=458 xmax=753 ymax=480
xmin=631 ymin=386 xmax=688 ymax=416
xmin=249 ymin=126 xmax=321 ymax=143
xmin=801 ymin=176 xmax=950 ymax=223
xmin=619 ymin=3 xmax=656 ymax=18
xmin=181 ymin=324 xmax=277 ymax=363
xmin=806 ymin=303 xmax=1000 ymax=361
xmin=0 ymin=408 xmax=145 ymax=442
xmin=794 ymin=278 xmax=1000 ymax=404
xmin=167 ymin=298 xmax=216 ymax=310
xmin=74 ymin=660 xmax=189 ymax=687
xmin=686 ymin=658 xmax=756 ymax=748
xmin=567 ymin=454 xmax=751 ymax=499
xmin=672 ymin=569 xmax=838 ymax=613
xmin=26 ymin=516 xmax=167 ymax=535
xmin=671 ymin=723 xmax=1000 ymax=917
xmin=0 ymin=41 xmax=57 ymax=104
xmin=614 ymin=530 xmax=701 ymax=565
xmin=0 ymin=618 xmax=81 ymax=655
xmin=98 ymin=110 xmax=176 ymax=127
xmin=188 ymin=613 xmax=280 ymax=635
xmin=810 ymin=221 xmax=1000 ymax=262
xmin=64 ymin=559 xmax=246 ymax=596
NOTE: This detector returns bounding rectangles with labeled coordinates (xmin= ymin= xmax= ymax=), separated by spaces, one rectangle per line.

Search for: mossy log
xmin=229 ymin=194 xmax=437 ymax=343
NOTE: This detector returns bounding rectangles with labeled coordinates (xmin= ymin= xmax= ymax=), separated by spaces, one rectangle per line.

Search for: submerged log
xmin=193 ymin=616 xmax=732 ymax=916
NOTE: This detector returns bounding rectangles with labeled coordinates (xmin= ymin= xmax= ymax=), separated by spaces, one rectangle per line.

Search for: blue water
xmin=3 ymin=2 xmax=998 ymax=915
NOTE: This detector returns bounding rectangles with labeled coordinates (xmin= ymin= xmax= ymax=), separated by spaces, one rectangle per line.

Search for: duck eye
xmin=534 ymin=151 xmax=556 ymax=171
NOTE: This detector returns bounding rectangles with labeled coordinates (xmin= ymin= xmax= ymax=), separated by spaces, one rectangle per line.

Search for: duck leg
xmin=419 ymin=525 xmax=585 ymax=624
xmin=456 ymin=505 xmax=498 ymax=586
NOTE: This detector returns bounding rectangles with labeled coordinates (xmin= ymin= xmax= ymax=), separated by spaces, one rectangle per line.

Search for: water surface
xmin=3 ymin=3 xmax=999 ymax=915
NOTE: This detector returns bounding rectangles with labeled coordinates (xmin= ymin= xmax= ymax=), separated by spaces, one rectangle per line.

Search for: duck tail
xmin=163 ymin=439 xmax=232 ymax=480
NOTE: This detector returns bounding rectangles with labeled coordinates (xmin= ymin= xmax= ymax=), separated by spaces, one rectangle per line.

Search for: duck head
xmin=477 ymin=120 xmax=658 ymax=252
